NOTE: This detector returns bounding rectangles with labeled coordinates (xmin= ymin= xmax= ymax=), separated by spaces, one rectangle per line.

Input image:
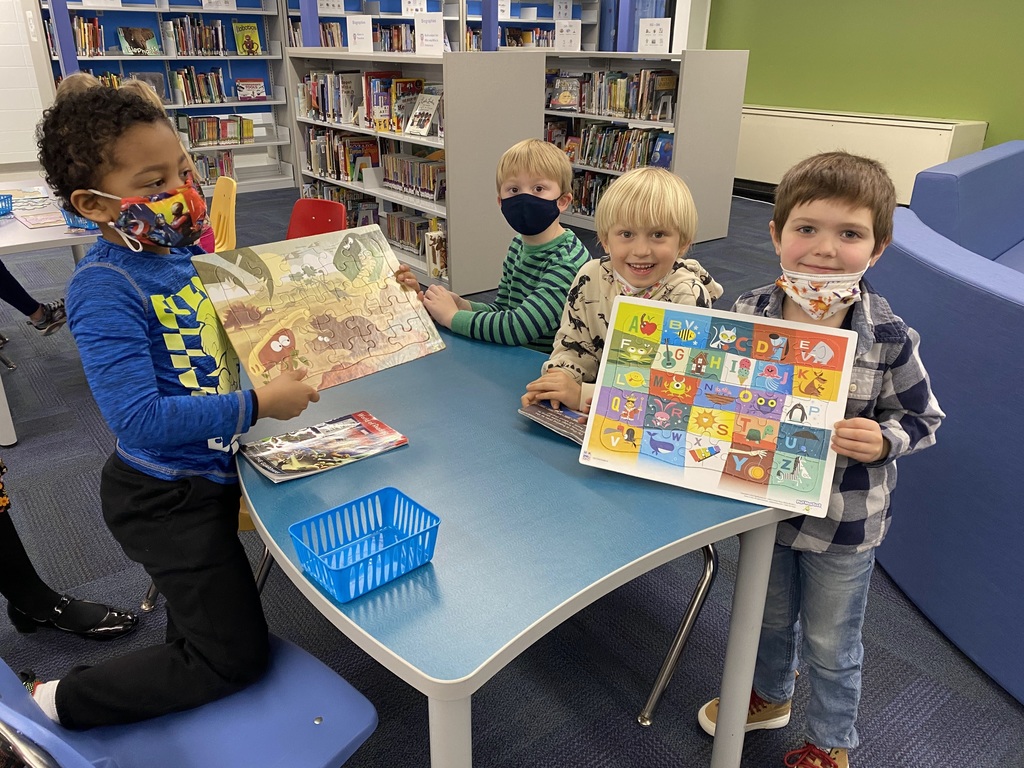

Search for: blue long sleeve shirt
xmin=67 ymin=239 xmax=253 ymax=483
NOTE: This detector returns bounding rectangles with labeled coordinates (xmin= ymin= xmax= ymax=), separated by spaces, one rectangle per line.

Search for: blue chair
xmin=0 ymin=635 xmax=377 ymax=767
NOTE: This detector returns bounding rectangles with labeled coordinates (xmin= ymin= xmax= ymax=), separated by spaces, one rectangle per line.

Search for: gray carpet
xmin=1 ymin=192 xmax=1021 ymax=767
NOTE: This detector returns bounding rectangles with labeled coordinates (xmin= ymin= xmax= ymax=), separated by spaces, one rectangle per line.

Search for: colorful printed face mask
xmin=776 ymin=266 xmax=867 ymax=320
xmin=89 ymin=178 xmax=208 ymax=252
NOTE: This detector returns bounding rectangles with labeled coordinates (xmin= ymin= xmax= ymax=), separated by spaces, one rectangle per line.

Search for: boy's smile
xmin=602 ymin=225 xmax=686 ymax=290
xmin=771 ymin=199 xmax=883 ymax=275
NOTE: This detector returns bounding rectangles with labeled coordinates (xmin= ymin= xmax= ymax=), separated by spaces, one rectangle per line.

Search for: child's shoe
xmin=783 ymin=742 xmax=848 ymax=768
xmin=697 ymin=687 xmax=791 ymax=736
xmin=28 ymin=299 xmax=67 ymax=336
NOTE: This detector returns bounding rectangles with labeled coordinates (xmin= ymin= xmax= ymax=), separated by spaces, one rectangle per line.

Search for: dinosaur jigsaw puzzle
xmin=579 ymin=296 xmax=858 ymax=517
xmin=193 ymin=224 xmax=444 ymax=391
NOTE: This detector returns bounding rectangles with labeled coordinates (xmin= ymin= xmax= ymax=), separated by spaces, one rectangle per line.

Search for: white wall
xmin=0 ymin=0 xmax=56 ymax=174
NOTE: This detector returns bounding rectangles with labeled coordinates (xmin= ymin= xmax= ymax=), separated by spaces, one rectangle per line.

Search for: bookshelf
xmin=541 ymin=50 xmax=748 ymax=242
xmin=285 ymin=48 xmax=546 ymax=295
xmin=444 ymin=0 xmax=600 ymax=52
xmin=39 ymin=0 xmax=294 ymax=193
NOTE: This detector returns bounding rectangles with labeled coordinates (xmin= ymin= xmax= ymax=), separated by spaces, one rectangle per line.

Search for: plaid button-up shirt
xmin=733 ymin=283 xmax=944 ymax=554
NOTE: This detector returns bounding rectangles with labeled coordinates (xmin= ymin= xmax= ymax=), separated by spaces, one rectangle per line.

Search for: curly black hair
xmin=36 ymin=87 xmax=170 ymax=213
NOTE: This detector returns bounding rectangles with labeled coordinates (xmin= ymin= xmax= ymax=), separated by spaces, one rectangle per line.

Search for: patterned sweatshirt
xmin=67 ymin=238 xmax=252 ymax=484
xmin=449 ymin=230 xmax=590 ymax=353
xmin=544 ymin=255 xmax=723 ymax=408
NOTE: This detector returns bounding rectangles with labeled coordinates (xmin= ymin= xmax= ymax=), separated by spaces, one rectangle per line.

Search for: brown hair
xmin=772 ymin=151 xmax=897 ymax=249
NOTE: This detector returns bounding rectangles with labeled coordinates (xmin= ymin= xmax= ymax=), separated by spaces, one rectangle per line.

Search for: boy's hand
xmin=521 ymin=369 xmax=582 ymax=412
xmin=831 ymin=417 xmax=889 ymax=463
xmin=576 ymin=396 xmax=593 ymax=423
xmin=421 ymin=285 xmax=461 ymax=327
xmin=394 ymin=265 xmax=424 ymax=298
xmin=255 ymin=368 xmax=320 ymax=421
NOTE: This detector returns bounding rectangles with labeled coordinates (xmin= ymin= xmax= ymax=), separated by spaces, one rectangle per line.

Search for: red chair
xmin=286 ymin=198 xmax=348 ymax=239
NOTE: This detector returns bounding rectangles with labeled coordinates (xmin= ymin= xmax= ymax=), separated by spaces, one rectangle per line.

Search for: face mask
xmin=89 ymin=178 xmax=208 ymax=252
xmin=500 ymin=193 xmax=562 ymax=236
xmin=776 ymin=266 xmax=867 ymax=320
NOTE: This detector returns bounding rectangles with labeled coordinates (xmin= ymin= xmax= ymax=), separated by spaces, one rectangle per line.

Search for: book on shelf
xmin=232 ymin=21 xmax=262 ymax=55
xmin=518 ymin=402 xmax=587 ymax=445
xmin=390 ymin=77 xmax=424 ymax=131
xmin=649 ymin=133 xmax=673 ymax=168
xmin=117 ymin=26 xmax=161 ymax=56
xmin=424 ymin=229 xmax=447 ymax=279
xmin=342 ymin=137 xmax=380 ymax=182
xmin=130 ymin=72 xmax=169 ymax=105
xmin=405 ymin=93 xmax=440 ymax=136
xmin=239 ymin=411 xmax=408 ymax=483
xmin=549 ymin=76 xmax=582 ymax=111
xmin=564 ymin=135 xmax=581 ymax=163
xmin=361 ymin=70 xmax=402 ymax=128
xmin=392 ymin=94 xmax=419 ymax=133
xmin=235 ymin=78 xmax=267 ymax=101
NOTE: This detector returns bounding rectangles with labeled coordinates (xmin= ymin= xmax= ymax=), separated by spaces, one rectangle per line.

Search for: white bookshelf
xmin=284 ymin=48 xmax=545 ymax=294
xmin=543 ymin=50 xmax=748 ymax=242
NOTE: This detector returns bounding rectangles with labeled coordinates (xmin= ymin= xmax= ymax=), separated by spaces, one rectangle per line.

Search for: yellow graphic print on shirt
xmin=151 ymin=276 xmax=240 ymax=394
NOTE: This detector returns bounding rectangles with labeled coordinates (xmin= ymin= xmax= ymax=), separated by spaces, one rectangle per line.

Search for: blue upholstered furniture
xmin=0 ymin=635 xmax=378 ymax=767
xmin=868 ymin=141 xmax=1024 ymax=705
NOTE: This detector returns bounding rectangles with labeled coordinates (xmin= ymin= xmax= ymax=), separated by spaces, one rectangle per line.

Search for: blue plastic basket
xmin=0 ymin=194 xmax=12 ymax=217
xmin=61 ymin=209 xmax=100 ymax=231
xmin=289 ymin=487 xmax=440 ymax=603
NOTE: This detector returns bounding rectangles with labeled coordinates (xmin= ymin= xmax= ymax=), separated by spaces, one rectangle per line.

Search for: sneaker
xmin=783 ymin=742 xmax=848 ymax=768
xmin=697 ymin=688 xmax=791 ymax=736
xmin=16 ymin=670 xmax=39 ymax=696
xmin=28 ymin=299 xmax=66 ymax=336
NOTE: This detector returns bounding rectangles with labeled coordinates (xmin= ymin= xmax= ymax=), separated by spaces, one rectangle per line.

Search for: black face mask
xmin=500 ymin=193 xmax=561 ymax=236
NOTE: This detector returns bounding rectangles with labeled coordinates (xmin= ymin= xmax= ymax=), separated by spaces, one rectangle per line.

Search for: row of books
xmin=503 ymin=27 xmax=558 ymax=47
xmin=548 ymin=69 xmax=678 ymax=122
xmin=172 ymin=65 xmax=227 ymax=105
xmin=569 ymin=170 xmax=613 ymax=217
xmin=161 ymin=17 xmax=229 ymax=57
xmin=384 ymin=209 xmax=432 ymax=255
xmin=64 ymin=16 xmax=103 ymax=57
xmin=191 ymin=150 xmax=235 ymax=184
xmin=380 ymin=152 xmax=446 ymax=202
xmin=178 ymin=114 xmax=256 ymax=147
xmin=305 ymin=128 xmax=380 ymax=183
xmin=571 ymin=124 xmax=671 ymax=172
xmin=372 ymin=23 xmax=416 ymax=53
xmin=319 ymin=21 xmax=344 ymax=48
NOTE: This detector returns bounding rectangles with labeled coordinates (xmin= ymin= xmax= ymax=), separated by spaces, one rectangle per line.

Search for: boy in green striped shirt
xmin=396 ymin=138 xmax=590 ymax=353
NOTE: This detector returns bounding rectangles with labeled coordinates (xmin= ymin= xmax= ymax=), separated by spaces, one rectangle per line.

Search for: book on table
xmin=519 ymin=402 xmax=587 ymax=445
xmin=239 ymin=411 xmax=407 ymax=483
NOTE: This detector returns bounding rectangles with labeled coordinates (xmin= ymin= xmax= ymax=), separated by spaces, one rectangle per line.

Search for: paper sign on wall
xmin=638 ymin=18 xmax=670 ymax=53
xmin=414 ymin=13 xmax=444 ymax=55
xmin=347 ymin=15 xmax=374 ymax=52
xmin=403 ymin=0 xmax=428 ymax=15
xmin=554 ymin=19 xmax=581 ymax=51
xmin=498 ymin=0 xmax=512 ymax=21
xmin=202 ymin=0 xmax=237 ymax=10
xmin=554 ymin=0 xmax=572 ymax=20
xmin=81 ymin=0 xmax=122 ymax=7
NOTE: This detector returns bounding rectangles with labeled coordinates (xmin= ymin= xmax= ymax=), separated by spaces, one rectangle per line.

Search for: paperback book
xmin=117 ymin=26 xmax=161 ymax=55
xmin=239 ymin=411 xmax=407 ymax=482
xmin=235 ymin=78 xmax=267 ymax=101
xmin=232 ymin=21 xmax=262 ymax=55
xmin=519 ymin=402 xmax=587 ymax=445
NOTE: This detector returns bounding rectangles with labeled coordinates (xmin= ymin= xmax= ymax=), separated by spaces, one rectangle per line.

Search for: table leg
xmin=428 ymin=695 xmax=472 ymax=768
xmin=710 ymin=521 xmax=778 ymax=768
xmin=0 ymin=373 xmax=17 ymax=448
xmin=72 ymin=243 xmax=87 ymax=264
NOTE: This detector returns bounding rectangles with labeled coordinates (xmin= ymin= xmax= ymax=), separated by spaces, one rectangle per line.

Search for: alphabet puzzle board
xmin=579 ymin=297 xmax=857 ymax=517
xmin=193 ymin=224 xmax=444 ymax=391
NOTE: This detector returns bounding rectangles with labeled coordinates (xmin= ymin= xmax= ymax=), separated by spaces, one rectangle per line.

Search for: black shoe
xmin=7 ymin=595 xmax=138 ymax=640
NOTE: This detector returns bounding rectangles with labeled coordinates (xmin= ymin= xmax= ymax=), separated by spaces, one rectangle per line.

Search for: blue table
xmin=239 ymin=331 xmax=789 ymax=768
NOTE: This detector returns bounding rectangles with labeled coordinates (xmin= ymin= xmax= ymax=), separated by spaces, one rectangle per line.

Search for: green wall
xmin=707 ymin=0 xmax=1024 ymax=147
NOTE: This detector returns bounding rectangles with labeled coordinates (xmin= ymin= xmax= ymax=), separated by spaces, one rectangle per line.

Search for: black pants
xmin=55 ymin=454 xmax=269 ymax=729
xmin=0 ymin=260 xmax=38 ymax=317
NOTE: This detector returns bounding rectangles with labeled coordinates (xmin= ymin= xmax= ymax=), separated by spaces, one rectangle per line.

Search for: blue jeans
xmin=752 ymin=543 xmax=875 ymax=750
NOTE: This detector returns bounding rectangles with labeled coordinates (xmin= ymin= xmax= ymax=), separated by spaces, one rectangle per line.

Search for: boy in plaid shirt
xmin=696 ymin=152 xmax=944 ymax=768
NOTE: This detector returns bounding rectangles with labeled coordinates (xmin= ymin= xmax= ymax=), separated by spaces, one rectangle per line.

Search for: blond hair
xmin=595 ymin=166 xmax=698 ymax=245
xmin=773 ymin=151 xmax=896 ymax=248
xmin=495 ymin=138 xmax=573 ymax=196
xmin=55 ymin=71 xmax=102 ymax=101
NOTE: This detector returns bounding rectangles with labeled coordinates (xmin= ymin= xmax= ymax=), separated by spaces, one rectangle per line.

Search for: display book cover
xmin=239 ymin=411 xmax=407 ymax=483
xmin=192 ymin=224 xmax=445 ymax=393
xmin=577 ymin=296 xmax=858 ymax=518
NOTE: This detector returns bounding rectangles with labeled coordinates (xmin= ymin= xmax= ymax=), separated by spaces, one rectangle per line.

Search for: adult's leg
xmin=0 ymin=487 xmax=60 ymax=616
xmin=0 ymin=260 xmax=39 ymax=317
xmin=798 ymin=548 xmax=875 ymax=750
xmin=55 ymin=455 xmax=269 ymax=729
xmin=751 ymin=543 xmax=801 ymax=704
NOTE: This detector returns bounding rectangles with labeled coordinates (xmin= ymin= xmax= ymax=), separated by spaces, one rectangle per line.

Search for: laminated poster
xmin=579 ymin=296 xmax=857 ymax=517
